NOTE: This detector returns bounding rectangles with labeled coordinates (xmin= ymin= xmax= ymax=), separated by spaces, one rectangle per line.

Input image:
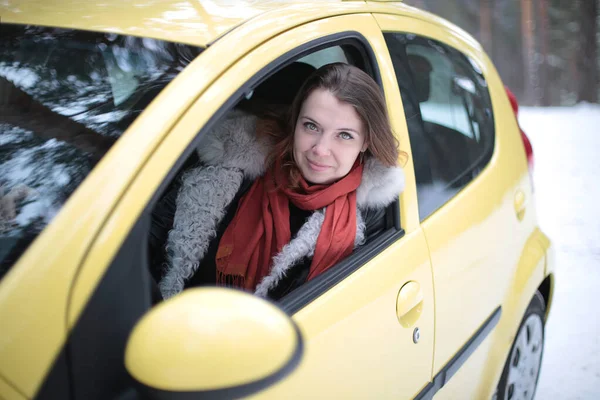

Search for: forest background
xmin=404 ymin=0 xmax=600 ymax=106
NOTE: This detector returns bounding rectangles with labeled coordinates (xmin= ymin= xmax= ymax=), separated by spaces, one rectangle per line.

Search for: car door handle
xmin=514 ymin=189 xmax=526 ymax=221
xmin=396 ymin=281 xmax=424 ymax=328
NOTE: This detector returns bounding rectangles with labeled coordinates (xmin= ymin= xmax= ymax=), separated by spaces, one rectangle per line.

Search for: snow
xmin=0 ymin=126 xmax=33 ymax=145
xmin=14 ymin=196 xmax=57 ymax=227
xmin=0 ymin=137 xmax=76 ymax=230
xmin=86 ymin=110 xmax=128 ymax=124
xmin=1 ymin=148 xmax=36 ymax=182
xmin=51 ymin=165 xmax=71 ymax=187
xmin=519 ymin=104 xmax=600 ymax=399
xmin=0 ymin=64 xmax=39 ymax=89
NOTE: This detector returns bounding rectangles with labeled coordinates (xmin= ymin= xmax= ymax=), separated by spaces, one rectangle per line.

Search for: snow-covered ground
xmin=519 ymin=104 xmax=600 ymax=399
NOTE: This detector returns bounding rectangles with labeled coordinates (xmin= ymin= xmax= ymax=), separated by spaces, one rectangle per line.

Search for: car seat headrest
xmin=407 ymin=54 xmax=432 ymax=103
xmin=250 ymin=61 xmax=317 ymax=105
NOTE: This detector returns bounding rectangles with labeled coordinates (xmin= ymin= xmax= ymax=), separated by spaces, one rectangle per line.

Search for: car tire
xmin=496 ymin=291 xmax=546 ymax=400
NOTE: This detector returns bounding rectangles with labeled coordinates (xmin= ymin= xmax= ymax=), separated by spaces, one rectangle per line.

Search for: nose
xmin=312 ymin=134 xmax=331 ymax=157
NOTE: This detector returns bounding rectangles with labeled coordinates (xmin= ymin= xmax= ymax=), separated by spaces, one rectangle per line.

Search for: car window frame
xmin=34 ymin=16 xmax=419 ymax=400
xmin=141 ymin=31 xmax=405 ymax=314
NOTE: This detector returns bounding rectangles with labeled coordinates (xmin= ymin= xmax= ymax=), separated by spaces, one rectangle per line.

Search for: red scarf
xmin=216 ymin=161 xmax=363 ymax=291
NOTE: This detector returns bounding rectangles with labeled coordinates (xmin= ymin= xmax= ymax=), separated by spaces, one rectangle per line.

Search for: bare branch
xmin=0 ymin=76 xmax=116 ymax=158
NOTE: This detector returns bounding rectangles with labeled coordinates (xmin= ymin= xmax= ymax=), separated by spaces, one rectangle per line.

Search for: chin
xmin=305 ymin=172 xmax=338 ymax=185
xmin=308 ymin=177 xmax=332 ymax=185
xmin=299 ymin=167 xmax=330 ymax=185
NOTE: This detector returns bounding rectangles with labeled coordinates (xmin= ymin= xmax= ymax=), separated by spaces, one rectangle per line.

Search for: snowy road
xmin=519 ymin=105 xmax=600 ymax=400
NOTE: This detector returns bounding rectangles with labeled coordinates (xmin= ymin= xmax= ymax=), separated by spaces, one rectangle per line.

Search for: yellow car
xmin=0 ymin=1 xmax=555 ymax=399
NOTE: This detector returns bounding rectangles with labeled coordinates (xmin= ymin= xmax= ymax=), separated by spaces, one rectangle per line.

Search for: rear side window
xmin=0 ymin=24 xmax=202 ymax=279
xmin=383 ymin=33 xmax=494 ymax=220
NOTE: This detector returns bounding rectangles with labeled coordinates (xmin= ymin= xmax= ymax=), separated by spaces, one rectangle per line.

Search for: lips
xmin=307 ymin=159 xmax=330 ymax=172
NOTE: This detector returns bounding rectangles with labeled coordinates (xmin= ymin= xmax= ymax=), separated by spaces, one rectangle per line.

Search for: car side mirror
xmin=125 ymin=288 xmax=303 ymax=399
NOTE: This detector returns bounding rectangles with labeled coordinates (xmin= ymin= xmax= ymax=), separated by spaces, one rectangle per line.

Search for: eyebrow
xmin=300 ymin=116 xmax=360 ymax=134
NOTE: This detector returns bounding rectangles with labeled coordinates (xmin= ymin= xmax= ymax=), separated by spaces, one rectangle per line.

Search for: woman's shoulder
xmin=195 ymin=109 xmax=274 ymax=180
xmin=356 ymin=157 xmax=405 ymax=210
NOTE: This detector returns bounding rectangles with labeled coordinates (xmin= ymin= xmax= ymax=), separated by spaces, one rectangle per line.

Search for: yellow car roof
xmin=0 ymin=0 xmax=358 ymax=47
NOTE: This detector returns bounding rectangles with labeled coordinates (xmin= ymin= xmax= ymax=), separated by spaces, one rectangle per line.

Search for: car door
xmin=63 ymin=13 xmax=435 ymax=400
xmin=376 ymin=12 xmax=532 ymax=399
xmin=246 ymin=17 xmax=434 ymax=400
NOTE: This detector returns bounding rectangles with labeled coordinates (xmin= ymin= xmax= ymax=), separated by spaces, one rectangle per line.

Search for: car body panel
xmin=0 ymin=375 xmax=26 ymax=400
xmin=250 ymin=230 xmax=434 ymax=399
xmin=0 ymin=31 xmax=218 ymax=397
xmin=0 ymin=0 xmax=331 ymax=47
xmin=433 ymin=224 xmax=548 ymax=399
xmin=0 ymin=0 xmax=403 ymax=47
xmin=540 ymin=234 xmax=556 ymax=318
xmin=375 ymin=12 xmax=548 ymax=399
xmin=472 ymin=227 xmax=548 ymax=399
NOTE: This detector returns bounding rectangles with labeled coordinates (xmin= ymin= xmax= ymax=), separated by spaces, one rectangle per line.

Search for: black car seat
xmin=384 ymin=35 xmax=434 ymax=188
xmin=236 ymin=61 xmax=317 ymax=114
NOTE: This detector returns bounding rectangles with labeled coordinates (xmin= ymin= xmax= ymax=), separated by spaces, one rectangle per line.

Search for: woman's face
xmin=293 ymin=89 xmax=367 ymax=185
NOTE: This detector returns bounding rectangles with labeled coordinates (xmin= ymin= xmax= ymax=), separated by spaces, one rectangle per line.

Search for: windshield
xmin=0 ymin=24 xmax=203 ymax=279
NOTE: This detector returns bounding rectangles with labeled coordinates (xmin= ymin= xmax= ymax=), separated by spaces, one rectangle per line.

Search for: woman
xmin=157 ymin=63 xmax=406 ymax=300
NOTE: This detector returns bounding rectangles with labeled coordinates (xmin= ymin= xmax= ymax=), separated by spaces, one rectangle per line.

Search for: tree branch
xmin=0 ymin=76 xmax=116 ymax=158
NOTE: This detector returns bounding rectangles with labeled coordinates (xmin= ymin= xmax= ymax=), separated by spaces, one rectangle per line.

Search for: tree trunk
xmin=536 ymin=0 xmax=551 ymax=106
xmin=521 ymin=0 xmax=538 ymax=105
xmin=576 ymin=0 xmax=598 ymax=103
xmin=0 ymin=77 xmax=115 ymax=158
xmin=479 ymin=0 xmax=493 ymax=55
xmin=412 ymin=0 xmax=427 ymax=9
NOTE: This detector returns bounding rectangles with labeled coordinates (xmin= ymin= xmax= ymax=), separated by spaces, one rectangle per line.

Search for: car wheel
xmin=497 ymin=291 xmax=545 ymax=400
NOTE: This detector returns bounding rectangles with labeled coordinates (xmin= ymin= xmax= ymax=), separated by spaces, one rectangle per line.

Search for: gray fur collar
xmin=196 ymin=110 xmax=271 ymax=180
xmin=159 ymin=110 xmax=404 ymax=299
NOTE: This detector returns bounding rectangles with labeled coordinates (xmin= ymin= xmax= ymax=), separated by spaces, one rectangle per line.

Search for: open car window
xmin=0 ymin=24 xmax=203 ymax=279
xmin=147 ymin=39 xmax=402 ymax=307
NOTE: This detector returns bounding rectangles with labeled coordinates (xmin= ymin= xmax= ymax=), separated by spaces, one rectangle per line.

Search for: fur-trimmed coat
xmin=154 ymin=110 xmax=405 ymax=299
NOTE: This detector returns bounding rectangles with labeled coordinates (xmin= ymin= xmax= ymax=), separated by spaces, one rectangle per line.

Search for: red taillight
xmin=521 ymin=129 xmax=534 ymax=172
xmin=505 ymin=86 xmax=534 ymax=173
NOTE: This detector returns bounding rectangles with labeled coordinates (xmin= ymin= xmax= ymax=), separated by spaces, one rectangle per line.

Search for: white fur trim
xmin=254 ymin=210 xmax=324 ymax=297
xmin=357 ymin=157 xmax=405 ymax=209
xmin=355 ymin=209 xmax=366 ymax=247
xmin=196 ymin=110 xmax=270 ymax=180
xmin=254 ymin=209 xmax=366 ymax=297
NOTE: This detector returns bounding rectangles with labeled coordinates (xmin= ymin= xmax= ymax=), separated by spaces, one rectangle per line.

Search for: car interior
xmin=384 ymin=32 xmax=494 ymax=219
xmin=146 ymin=43 xmax=397 ymax=303
xmin=406 ymin=50 xmax=485 ymax=189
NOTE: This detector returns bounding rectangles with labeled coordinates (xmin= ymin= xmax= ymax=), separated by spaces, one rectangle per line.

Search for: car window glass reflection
xmin=0 ymin=25 xmax=202 ymax=279
xmin=383 ymin=33 xmax=494 ymax=220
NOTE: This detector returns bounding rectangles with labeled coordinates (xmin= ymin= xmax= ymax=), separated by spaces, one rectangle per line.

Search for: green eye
xmin=339 ymin=132 xmax=353 ymax=140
